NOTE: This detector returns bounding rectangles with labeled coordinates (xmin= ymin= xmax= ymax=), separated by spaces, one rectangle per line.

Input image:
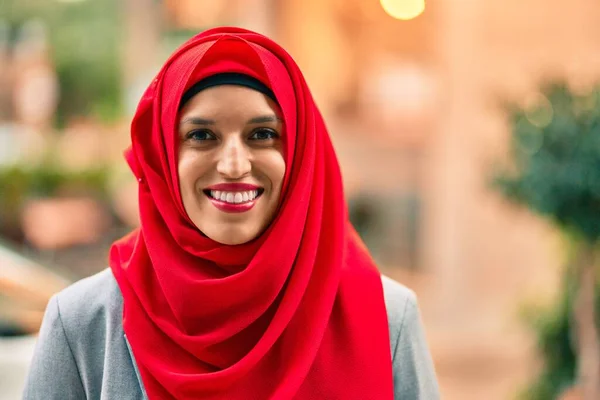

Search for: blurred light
xmin=573 ymin=92 xmax=597 ymax=115
xmin=368 ymin=60 xmax=436 ymax=121
xmin=380 ymin=0 xmax=425 ymax=20
xmin=525 ymin=93 xmax=554 ymax=128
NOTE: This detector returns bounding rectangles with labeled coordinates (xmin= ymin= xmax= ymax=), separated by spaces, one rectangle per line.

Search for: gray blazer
xmin=23 ymin=269 xmax=439 ymax=399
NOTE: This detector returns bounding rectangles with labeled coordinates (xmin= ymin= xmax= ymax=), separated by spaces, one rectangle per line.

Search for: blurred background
xmin=1 ymin=0 xmax=600 ymax=399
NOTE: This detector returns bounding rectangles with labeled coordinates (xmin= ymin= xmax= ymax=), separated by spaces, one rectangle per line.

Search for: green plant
xmin=519 ymin=268 xmax=600 ymax=400
xmin=494 ymin=83 xmax=600 ymax=399
xmin=5 ymin=0 xmax=123 ymax=126
xmin=0 ymin=164 xmax=110 ymax=199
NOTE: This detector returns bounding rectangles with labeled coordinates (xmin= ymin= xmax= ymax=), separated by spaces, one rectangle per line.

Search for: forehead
xmin=179 ymin=85 xmax=279 ymax=118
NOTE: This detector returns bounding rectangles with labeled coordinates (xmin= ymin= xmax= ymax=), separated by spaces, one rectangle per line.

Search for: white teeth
xmin=209 ymin=190 xmax=261 ymax=204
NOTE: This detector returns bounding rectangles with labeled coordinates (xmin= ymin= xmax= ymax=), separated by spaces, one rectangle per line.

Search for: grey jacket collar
xmin=124 ymin=335 xmax=148 ymax=400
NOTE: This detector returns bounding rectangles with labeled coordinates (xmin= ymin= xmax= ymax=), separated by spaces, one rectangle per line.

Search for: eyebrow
xmin=247 ymin=115 xmax=283 ymax=124
xmin=179 ymin=115 xmax=282 ymax=127
xmin=179 ymin=117 xmax=215 ymax=126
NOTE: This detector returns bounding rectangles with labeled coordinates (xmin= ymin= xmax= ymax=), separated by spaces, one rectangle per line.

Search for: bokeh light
xmin=380 ymin=0 xmax=426 ymax=20
xmin=525 ymin=93 xmax=554 ymax=128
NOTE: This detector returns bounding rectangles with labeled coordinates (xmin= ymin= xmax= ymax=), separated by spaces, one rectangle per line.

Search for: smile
xmin=202 ymin=186 xmax=265 ymax=213
xmin=208 ymin=190 xmax=260 ymax=204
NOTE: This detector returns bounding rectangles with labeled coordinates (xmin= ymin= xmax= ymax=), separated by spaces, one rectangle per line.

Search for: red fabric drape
xmin=110 ymin=27 xmax=394 ymax=399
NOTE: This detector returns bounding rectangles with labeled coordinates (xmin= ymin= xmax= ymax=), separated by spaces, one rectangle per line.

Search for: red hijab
xmin=109 ymin=27 xmax=394 ymax=399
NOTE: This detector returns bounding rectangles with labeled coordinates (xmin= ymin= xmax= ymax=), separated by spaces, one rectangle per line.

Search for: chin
xmin=203 ymin=226 xmax=259 ymax=246
xmin=214 ymin=235 xmax=251 ymax=246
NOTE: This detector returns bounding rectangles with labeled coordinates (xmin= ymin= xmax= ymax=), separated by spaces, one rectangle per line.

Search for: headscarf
xmin=109 ymin=27 xmax=394 ymax=399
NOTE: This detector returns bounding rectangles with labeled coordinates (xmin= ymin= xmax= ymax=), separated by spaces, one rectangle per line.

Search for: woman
xmin=24 ymin=27 xmax=439 ymax=399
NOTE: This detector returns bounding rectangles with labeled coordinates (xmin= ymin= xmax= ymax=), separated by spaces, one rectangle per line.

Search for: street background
xmin=2 ymin=0 xmax=600 ymax=399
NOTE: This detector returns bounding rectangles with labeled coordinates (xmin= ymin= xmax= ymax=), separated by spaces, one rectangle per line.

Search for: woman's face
xmin=177 ymin=85 xmax=286 ymax=245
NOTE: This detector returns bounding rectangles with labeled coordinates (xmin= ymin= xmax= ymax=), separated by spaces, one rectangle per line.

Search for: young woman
xmin=24 ymin=27 xmax=439 ymax=399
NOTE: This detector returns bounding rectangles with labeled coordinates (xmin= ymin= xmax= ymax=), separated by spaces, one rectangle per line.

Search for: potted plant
xmin=0 ymin=162 xmax=112 ymax=249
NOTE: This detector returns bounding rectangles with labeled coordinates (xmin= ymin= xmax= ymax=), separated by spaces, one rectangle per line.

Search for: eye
xmin=248 ymin=128 xmax=279 ymax=141
xmin=186 ymin=129 xmax=216 ymax=141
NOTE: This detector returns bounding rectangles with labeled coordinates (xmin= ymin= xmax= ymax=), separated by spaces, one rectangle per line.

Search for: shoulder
xmin=53 ymin=268 xmax=122 ymax=333
xmin=381 ymin=274 xmax=417 ymax=330
xmin=380 ymin=275 xmax=419 ymax=356
xmin=56 ymin=268 xmax=121 ymax=311
xmin=381 ymin=275 xmax=440 ymax=398
xmin=28 ymin=270 xmax=141 ymax=399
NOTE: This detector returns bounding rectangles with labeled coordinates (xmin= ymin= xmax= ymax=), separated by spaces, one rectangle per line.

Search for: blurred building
xmin=3 ymin=0 xmax=600 ymax=399
xmin=161 ymin=1 xmax=600 ymax=398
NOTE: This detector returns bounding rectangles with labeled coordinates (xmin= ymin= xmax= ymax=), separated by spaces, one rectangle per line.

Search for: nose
xmin=216 ymin=137 xmax=251 ymax=179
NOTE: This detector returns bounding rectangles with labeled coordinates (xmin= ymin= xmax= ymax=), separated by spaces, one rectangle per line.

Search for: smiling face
xmin=177 ymin=84 xmax=286 ymax=245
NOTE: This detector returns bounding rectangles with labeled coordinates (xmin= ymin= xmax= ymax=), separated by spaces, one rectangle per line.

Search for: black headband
xmin=180 ymin=72 xmax=277 ymax=109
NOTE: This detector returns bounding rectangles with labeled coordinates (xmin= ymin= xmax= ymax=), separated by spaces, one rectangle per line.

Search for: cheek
xmin=177 ymin=151 xmax=207 ymax=194
xmin=265 ymin=152 xmax=286 ymax=191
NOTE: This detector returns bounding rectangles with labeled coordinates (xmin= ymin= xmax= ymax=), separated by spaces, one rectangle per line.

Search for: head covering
xmin=110 ymin=27 xmax=394 ymax=399
xmin=180 ymin=72 xmax=277 ymax=108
